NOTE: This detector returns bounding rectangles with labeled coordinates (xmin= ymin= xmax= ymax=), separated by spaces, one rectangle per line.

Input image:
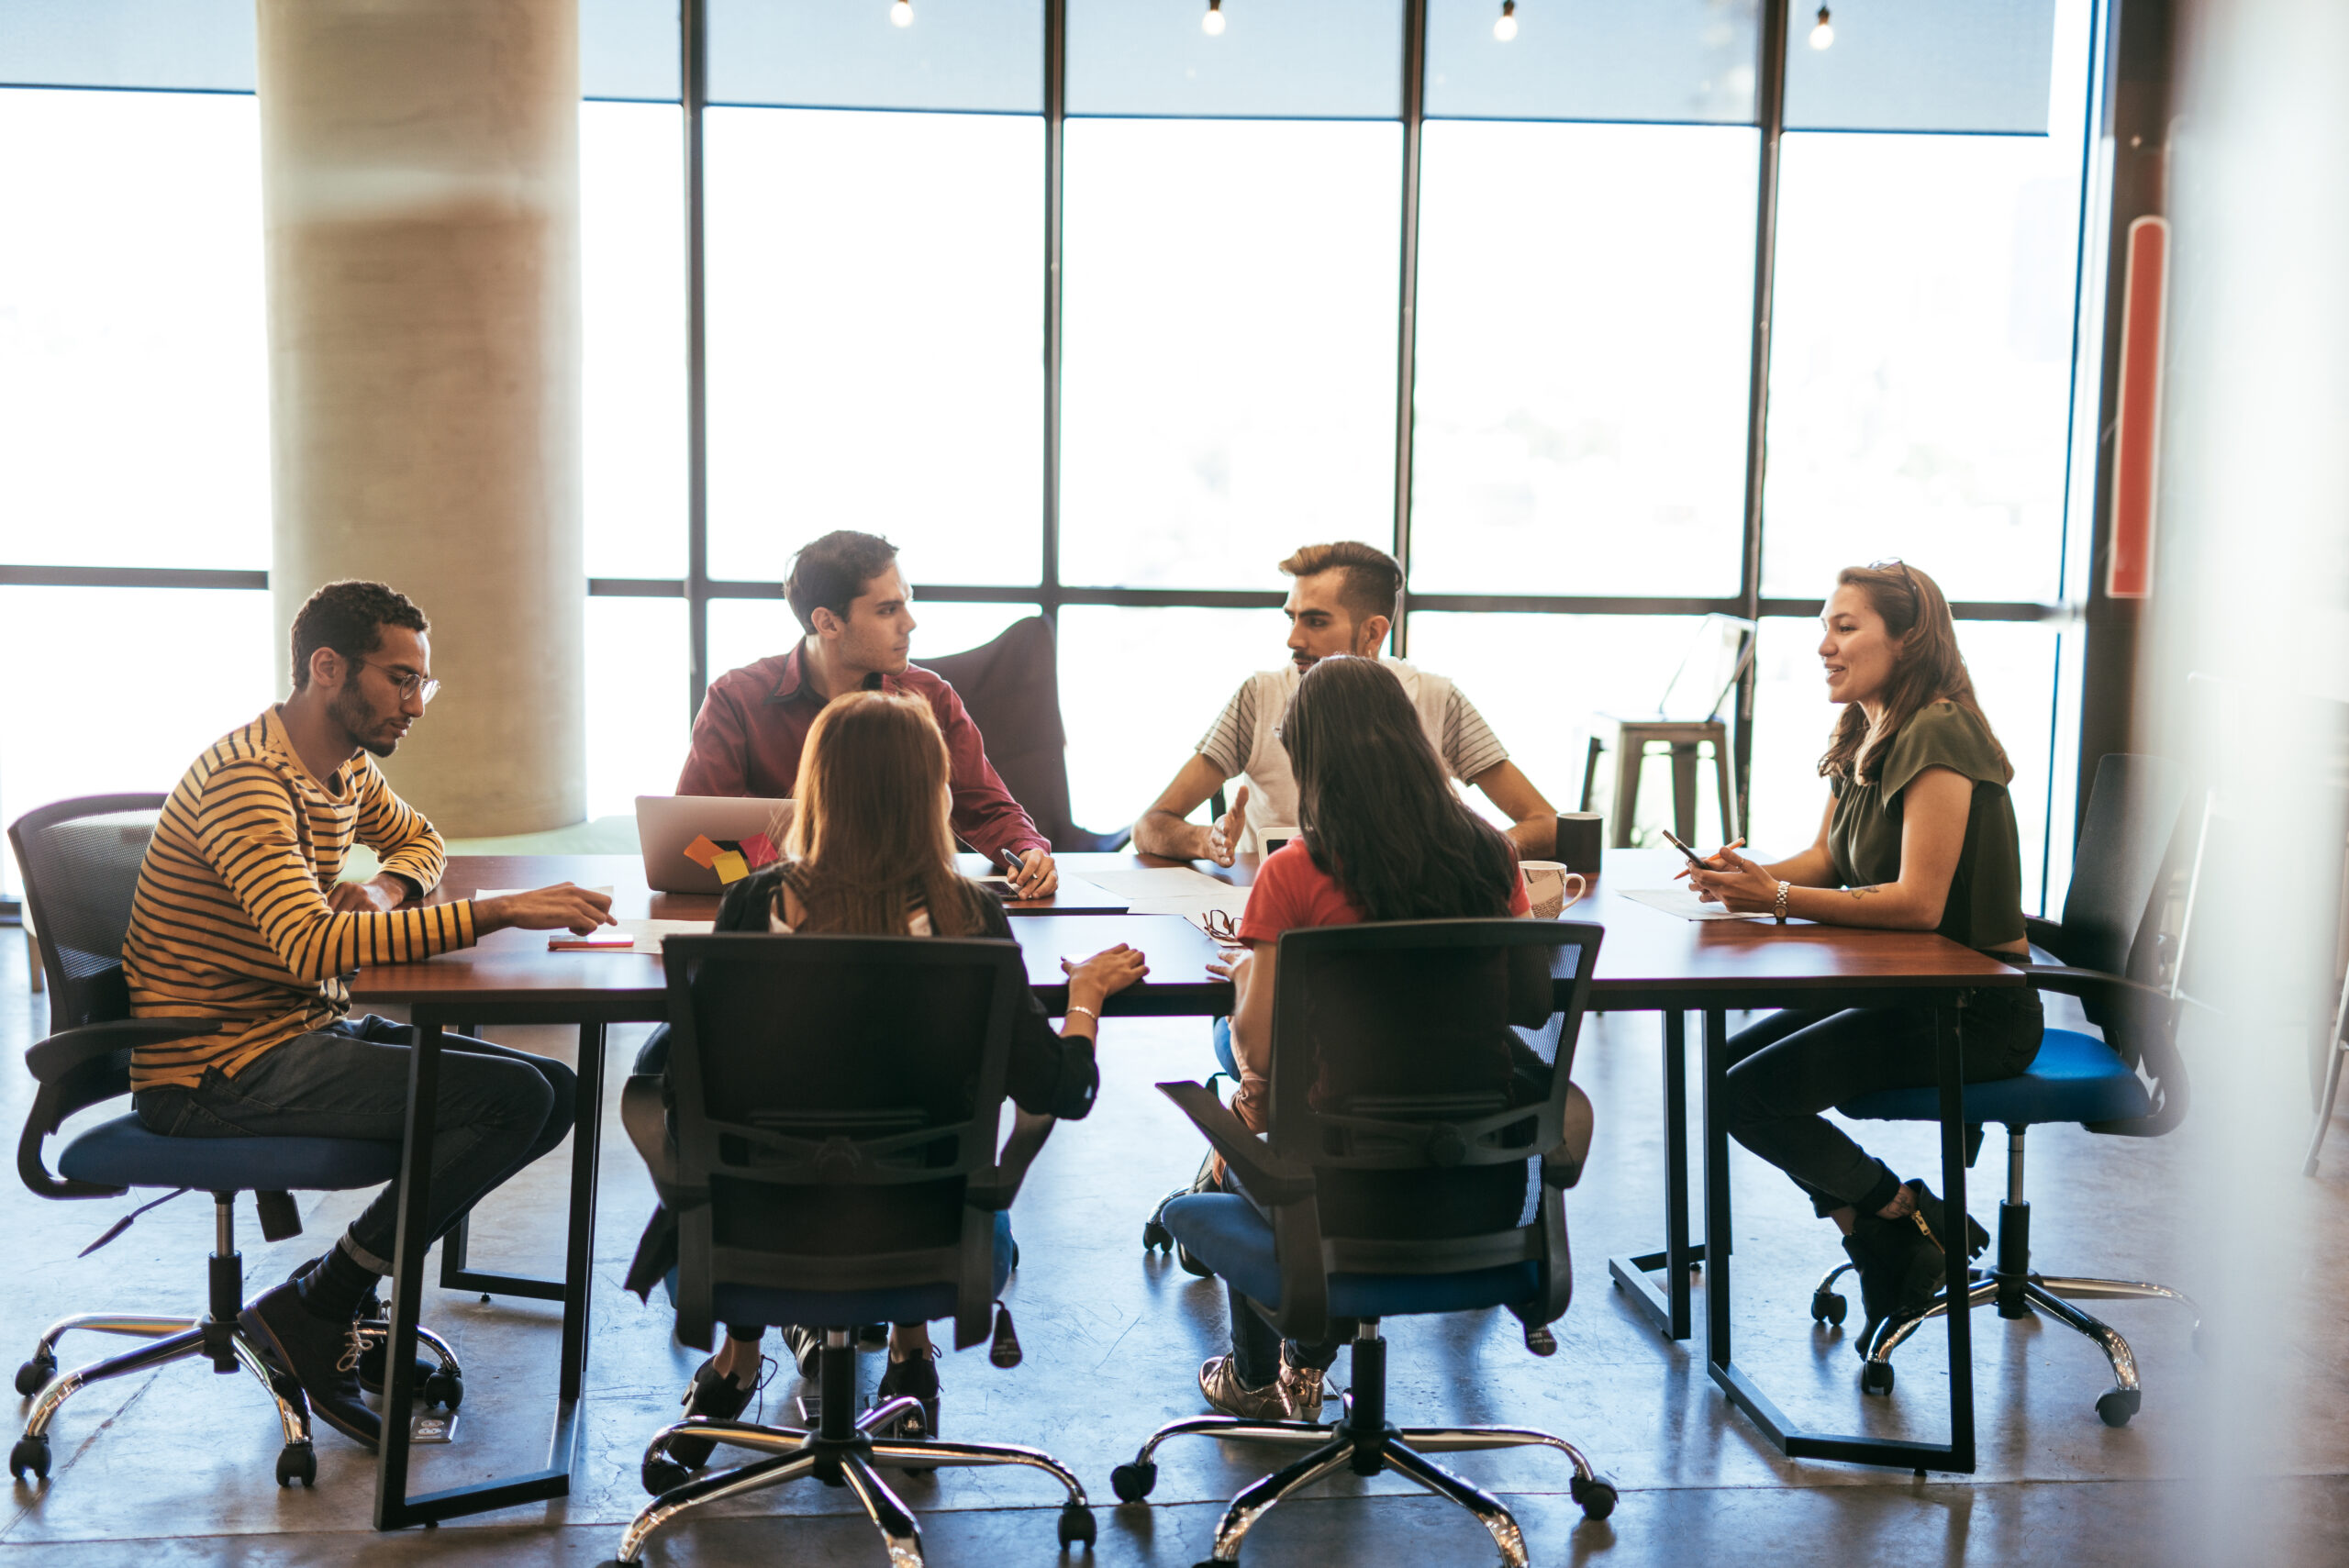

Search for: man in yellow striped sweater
xmin=125 ymin=580 xmax=614 ymax=1448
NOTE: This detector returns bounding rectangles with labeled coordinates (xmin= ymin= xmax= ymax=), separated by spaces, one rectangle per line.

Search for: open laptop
xmin=636 ymin=795 xmax=795 ymax=895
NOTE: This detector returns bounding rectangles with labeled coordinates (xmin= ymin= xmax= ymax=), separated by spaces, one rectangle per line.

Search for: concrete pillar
xmin=258 ymin=0 xmax=583 ymax=837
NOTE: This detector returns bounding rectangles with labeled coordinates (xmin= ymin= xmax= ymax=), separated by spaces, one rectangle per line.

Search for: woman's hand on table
xmin=1683 ymin=850 xmax=1783 ymax=915
xmin=1062 ymin=943 xmax=1149 ymax=1018
xmin=1205 ymin=947 xmax=1253 ymax=995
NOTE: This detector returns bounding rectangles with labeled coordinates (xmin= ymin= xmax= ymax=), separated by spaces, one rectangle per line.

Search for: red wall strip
xmin=2107 ymin=216 xmax=2169 ymax=600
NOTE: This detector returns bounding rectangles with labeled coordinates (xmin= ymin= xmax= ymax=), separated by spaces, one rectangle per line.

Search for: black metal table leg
xmin=1704 ymin=995 xmax=1979 ymax=1473
xmin=1609 ymin=1009 xmax=1709 ymax=1339
xmin=374 ymin=1010 xmax=605 ymax=1527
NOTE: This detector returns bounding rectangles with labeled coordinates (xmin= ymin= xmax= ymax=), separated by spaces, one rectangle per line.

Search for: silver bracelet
xmin=1066 ymin=1004 xmax=1098 ymax=1021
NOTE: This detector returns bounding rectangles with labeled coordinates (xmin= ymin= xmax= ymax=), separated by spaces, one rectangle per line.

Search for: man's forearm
xmin=1505 ymin=815 xmax=1555 ymax=858
xmin=1134 ymin=809 xmax=1211 ymax=860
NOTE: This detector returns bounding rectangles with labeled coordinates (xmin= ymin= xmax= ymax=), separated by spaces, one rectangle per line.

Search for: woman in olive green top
xmin=1686 ymin=562 xmax=2043 ymax=1334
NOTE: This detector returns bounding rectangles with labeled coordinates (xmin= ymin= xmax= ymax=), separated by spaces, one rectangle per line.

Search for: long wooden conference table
xmin=348 ymin=848 xmax=2021 ymax=1528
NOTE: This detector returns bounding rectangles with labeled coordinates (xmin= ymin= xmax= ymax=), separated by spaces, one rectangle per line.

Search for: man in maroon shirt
xmin=675 ymin=530 xmax=1059 ymax=895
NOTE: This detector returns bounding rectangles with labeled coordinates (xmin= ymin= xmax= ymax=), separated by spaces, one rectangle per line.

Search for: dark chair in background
xmin=1825 ymin=754 xmax=2198 ymax=1427
xmin=607 ymin=931 xmax=1093 ymax=1566
xmin=6 ymin=795 xmax=462 ymax=1489
xmin=1111 ymin=918 xmax=1616 ymax=1567
xmin=922 ymin=615 xmax=1129 ymax=852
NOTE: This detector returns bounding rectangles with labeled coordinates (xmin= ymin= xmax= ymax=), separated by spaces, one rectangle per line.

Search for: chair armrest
xmin=2017 ymin=964 xmax=2175 ymax=1012
xmin=2018 ymin=964 xmax=2183 ymax=1085
xmin=25 ymin=1018 xmax=215 ymax=1084
xmin=2022 ymin=916 xmax=2066 ymax=958
xmin=1156 ymin=1080 xmax=1315 ymax=1205
xmin=966 ymin=1109 xmax=1055 ymax=1212
xmin=1542 ymin=1082 xmax=1596 ymax=1190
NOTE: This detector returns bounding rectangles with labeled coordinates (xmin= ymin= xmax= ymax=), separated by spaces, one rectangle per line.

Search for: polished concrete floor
xmin=2 ymin=929 xmax=2343 ymax=1565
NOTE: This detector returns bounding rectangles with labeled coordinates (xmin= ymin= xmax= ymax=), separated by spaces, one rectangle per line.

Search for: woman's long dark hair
xmin=1281 ymin=657 xmax=1520 ymax=921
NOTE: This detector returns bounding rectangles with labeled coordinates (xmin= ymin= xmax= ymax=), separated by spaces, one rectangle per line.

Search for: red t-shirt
xmin=1237 ymin=839 xmax=1528 ymax=945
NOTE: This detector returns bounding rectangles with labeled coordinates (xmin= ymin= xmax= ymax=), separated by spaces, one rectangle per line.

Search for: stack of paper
xmin=1079 ymin=867 xmax=1252 ymax=932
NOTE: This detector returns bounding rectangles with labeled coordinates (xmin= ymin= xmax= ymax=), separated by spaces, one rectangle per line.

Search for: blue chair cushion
xmin=663 ymin=1210 xmax=1015 ymax=1328
xmin=1163 ymin=1194 xmax=1540 ymax=1319
xmin=57 ymin=1114 xmax=402 ymax=1191
xmin=1838 ymin=1028 xmax=2151 ymax=1128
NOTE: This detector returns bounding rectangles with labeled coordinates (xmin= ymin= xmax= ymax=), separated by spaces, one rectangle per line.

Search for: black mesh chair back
xmin=7 ymin=795 xmax=167 ymax=1032
xmin=658 ymin=931 xmax=1029 ymax=1349
xmin=1266 ymin=919 xmax=1600 ymax=1285
xmin=2045 ymin=755 xmax=2186 ymax=979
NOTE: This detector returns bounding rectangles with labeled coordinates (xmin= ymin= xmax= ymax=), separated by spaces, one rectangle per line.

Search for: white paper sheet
xmin=1125 ymin=884 xmax=1253 ymax=934
xmin=549 ymin=917 xmax=713 ymax=954
xmin=1076 ymin=866 xmax=1242 ymax=899
xmin=1615 ymin=887 xmax=1771 ymax=922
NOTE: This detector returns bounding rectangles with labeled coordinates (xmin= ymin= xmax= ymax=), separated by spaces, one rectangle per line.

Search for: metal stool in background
xmin=1580 ymin=615 xmax=1753 ymax=849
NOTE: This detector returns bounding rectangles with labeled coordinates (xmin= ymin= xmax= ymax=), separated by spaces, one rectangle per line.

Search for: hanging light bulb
xmin=1493 ymin=0 xmax=1518 ymax=42
xmin=1202 ymin=0 xmax=1225 ymax=37
xmin=890 ymin=0 xmax=913 ymax=27
xmin=1809 ymin=6 xmax=1833 ymax=50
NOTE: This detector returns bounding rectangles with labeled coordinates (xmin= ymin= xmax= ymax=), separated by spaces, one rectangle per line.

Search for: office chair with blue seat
xmin=6 ymin=795 xmax=462 ymax=1488
xmin=606 ymin=931 xmax=1094 ymax=1567
xmin=1111 ymin=918 xmax=1615 ymax=1568
xmin=1818 ymin=753 xmax=2199 ymax=1426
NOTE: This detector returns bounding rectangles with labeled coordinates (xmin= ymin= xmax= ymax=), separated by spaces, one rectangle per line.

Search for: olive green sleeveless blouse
xmin=1825 ymin=699 xmax=2027 ymax=953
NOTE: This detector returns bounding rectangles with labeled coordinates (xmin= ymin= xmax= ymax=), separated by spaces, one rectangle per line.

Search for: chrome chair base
xmin=1812 ymin=1257 xmax=2199 ymax=1428
xmin=1110 ymin=1328 xmax=1616 ymax=1567
xmin=610 ymin=1337 xmax=1095 ymax=1565
xmin=11 ymin=1307 xmax=466 ymax=1487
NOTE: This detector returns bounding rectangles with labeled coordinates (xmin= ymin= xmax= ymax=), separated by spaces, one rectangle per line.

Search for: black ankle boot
xmin=665 ymin=1358 xmax=758 ymax=1470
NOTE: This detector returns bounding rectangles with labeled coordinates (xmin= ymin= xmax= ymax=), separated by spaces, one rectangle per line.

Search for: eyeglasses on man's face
xmin=361 ymin=659 xmax=441 ymax=705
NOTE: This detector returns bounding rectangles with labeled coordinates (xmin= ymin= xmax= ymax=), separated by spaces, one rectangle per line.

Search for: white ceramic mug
xmin=1519 ymin=861 xmax=1588 ymax=919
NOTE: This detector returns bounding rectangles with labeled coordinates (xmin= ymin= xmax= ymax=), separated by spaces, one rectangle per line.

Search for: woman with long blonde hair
xmin=628 ymin=692 xmax=1146 ymax=1463
xmin=1685 ymin=562 xmax=2043 ymax=1342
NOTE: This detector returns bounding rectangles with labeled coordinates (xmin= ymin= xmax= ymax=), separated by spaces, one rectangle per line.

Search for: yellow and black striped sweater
xmin=122 ymin=707 xmax=477 ymax=1091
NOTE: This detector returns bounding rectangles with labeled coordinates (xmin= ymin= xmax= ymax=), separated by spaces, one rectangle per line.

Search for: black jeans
xmin=1722 ymin=987 xmax=2043 ymax=1218
xmin=1230 ymin=1283 xmax=1341 ymax=1390
xmin=133 ymin=1015 xmax=576 ymax=1273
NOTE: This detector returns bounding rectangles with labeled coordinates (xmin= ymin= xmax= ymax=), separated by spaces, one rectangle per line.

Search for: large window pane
xmin=1423 ymin=0 xmax=1757 ymax=125
xmin=0 ymin=587 xmax=273 ymax=896
xmin=1404 ymin=612 xmax=1720 ymax=840
xmin=706 ymin=108 xmax=1042 ymax=588
xmin=1069 ymin=0 xmax=1401 ymax=119
xmin=1061 ymin=120 xmax=1399 ymax=590
xmin=1410 ymin=123 xmax=1754 ymax=597
xmin=712 ymin=0 xmax=1041 ymax=114
xmin=1747 ymin=615 xmax=2057 ymax=914
xmin=0 ymin=90 xmax=268 ymax=569
xmin=585 ymin=597 xmax=689 ymax=818
xmin=1759 ymin=0 xmax=2092 ymax=603
xmin=1057 ymin=606 xmax=1282 ymax=829
xmin=582 ymin=102 xmax=685 ymax=579
xmin=1783 ymin=0 xmax=2057 ymax=135
xmin=1 ymin=1 xmax=253 ymax=93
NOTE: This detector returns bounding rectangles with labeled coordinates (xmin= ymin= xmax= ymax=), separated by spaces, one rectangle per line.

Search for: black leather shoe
xmin=665 ymin=1359 xmax=756 ymax=1470
xmin=875 ymin=1348 xmax=941 ymax=1441
xmin=239 ymin=1282 xmax=381 ymax=1449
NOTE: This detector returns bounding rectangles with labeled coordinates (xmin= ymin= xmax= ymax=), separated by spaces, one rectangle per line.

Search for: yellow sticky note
xmin=682 ymin=835 xmax=724 ymax=870
xmin=711 ymin=851 xmax=750 ymax=884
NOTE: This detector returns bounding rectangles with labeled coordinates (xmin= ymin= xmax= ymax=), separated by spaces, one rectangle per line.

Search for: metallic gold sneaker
xmin=1197 ymin=1355 xmax=1293 ymax=1421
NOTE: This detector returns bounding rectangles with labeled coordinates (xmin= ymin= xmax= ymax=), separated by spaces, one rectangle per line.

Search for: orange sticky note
xmin=682 ymin=835 xmax=723 ymax=870
xmin=740 ymin=832 xmax=779 ymax=869
xmin=711 ymin=851 xmax=750 ymax=884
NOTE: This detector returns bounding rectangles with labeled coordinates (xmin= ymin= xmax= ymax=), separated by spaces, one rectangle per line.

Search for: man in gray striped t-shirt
xmin=1133 ymin=541 xmax=1559 ymax=863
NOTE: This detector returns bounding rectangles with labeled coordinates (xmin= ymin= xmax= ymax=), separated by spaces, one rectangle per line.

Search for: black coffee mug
xmin=1554 ymin=812 xmax=1603 ymax=875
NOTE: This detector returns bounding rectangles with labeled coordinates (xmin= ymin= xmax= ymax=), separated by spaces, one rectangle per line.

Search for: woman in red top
xmin=1199 ymin=656 xmax=1531 ymax=1422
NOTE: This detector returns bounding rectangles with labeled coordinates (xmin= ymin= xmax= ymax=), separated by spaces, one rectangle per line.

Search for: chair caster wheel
xmin=1522 ymin=1322 xmax=1558 ymax=1357
xmin=1175 ymin=1243 xmax=1214 ymax=1280
xmin=1011 ymin=1240 xmax=1021 ymax=1270
xmin=14 ymin=1353 xmax=55 ymax=1398
xmin=1810 ymin=1289 xmax=1847 ymax=1326
xmin=10 ymin=1433 xmax=50 ymax=1483
xmin=1860 ymin=1360 xmax=1895 ymax=1396
xmin=1058 ymin=1502 xmax=1097 ymax=1546
xmin=2095 ymin=1387 xmax=2140 ymax=1428
xmin=1110 ymin=1461 xmax=1157 ymax=1502
xmin=1142 ymin=1220 xmax=1172 ymax=1253
xmin=275 ymin=1442 xmax=316 ymax=1488
xmin=1569 ymin=1472 xmax=1619 ymax=1520
xmin=423 ymin=1370 xmax=464 ymax=1410
xmin=642 ymin=1455 xmax=693 ymax=1496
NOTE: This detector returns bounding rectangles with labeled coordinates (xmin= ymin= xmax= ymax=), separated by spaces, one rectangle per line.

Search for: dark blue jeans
xmin=133 ymin=1015 xmax=575 ymax=1273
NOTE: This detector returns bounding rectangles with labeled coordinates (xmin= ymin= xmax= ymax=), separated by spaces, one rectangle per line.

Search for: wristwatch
xmin=1773 ymin=881 xmax=1790 ymax=924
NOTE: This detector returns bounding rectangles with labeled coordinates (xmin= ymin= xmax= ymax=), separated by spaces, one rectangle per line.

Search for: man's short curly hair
xmin=1279 ymin=540 xmax=1402 ymax=627
xmin=290 ymin=581 xmax=429 ymax=690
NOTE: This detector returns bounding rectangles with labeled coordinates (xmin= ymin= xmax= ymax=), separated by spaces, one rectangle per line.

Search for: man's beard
xmin=329 ymin=685 xmax=400 ymax=758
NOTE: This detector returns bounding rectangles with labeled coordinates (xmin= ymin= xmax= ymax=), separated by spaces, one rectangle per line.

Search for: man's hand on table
xmin=474 ymin=884 xmax=618 ymax=937
xmin=1204 ymin=783 xmax=1250 ymax=867
xmin=1006 ymin=848 xmax=1059 ymax=899
xmin=327 ymin=873 xmax=413 ymax=916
